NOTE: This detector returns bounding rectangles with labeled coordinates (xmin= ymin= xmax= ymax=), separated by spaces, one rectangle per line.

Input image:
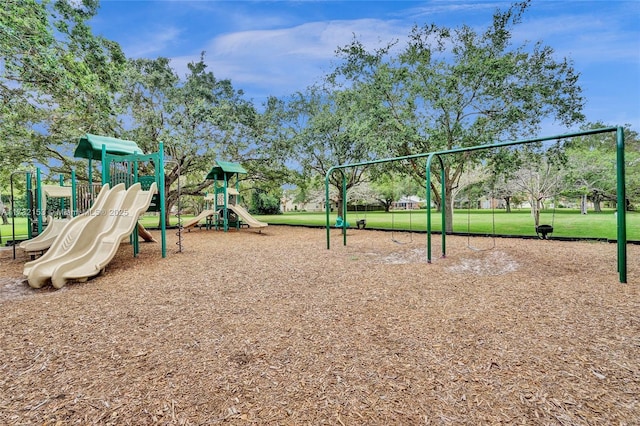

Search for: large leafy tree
xmin=369 ymin=172 xmax=422 ymax=212
xmin=119 ymin=55 xmax=271 ymax=223
xmin=330 ymin=1 xmax=584 ymax=231
xmin=0 ymin=0 xmax=126 ymax=185
xmin=283 ymin=85 xmax=383 ymax=215
xmin=563 ymin=123 xmax=639 ymax=212
xmin=244 ymin=95 xmax=296 ymax=199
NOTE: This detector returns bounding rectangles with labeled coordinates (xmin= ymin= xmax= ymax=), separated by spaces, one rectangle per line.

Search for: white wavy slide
xmin=19 ymin=216 xmax=69 ymax=254
xmin=23 ymin=183 xmax=120 ymax=278
xmin=182 ymin=209 xmax=217 ymax=229
xmin=25 ymin=182 xmax=157 ymax=289
xmin=227 ymin=204 xmax=268 ymax=229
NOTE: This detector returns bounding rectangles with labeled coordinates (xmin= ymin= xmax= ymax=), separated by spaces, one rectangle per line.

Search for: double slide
xmin=24 ymin=182 xmax=157 ymax=289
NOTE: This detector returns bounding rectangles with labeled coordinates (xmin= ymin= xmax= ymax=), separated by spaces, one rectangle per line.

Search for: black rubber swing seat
xmin=536 ymin=224 xmax=554 ymax=240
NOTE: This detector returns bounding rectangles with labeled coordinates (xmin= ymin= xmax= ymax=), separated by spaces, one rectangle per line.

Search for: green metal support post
xmin=616 ymin=127 xmax=626 ymax=283
xmin=36 ymin=168 xmax=42 ymax=234
xmin=223 ymin=174 xmax=228 ymax=232
xmin=71 ymin=169 xmax=77 ymax=217
xmin=132 ymin=159 xmax=140 ymax=257
xmin=101 ymin=145 xmax=108 ymax=185
xmin=425 ymin=153 xmax=446 ymax=263
xmin=26 ymin=171 xmax=33 ymax=239
xmin=342 ymin=175 xmax=347 ymax=246
xmin=158 ymin=141 xmax=166 ymax=258
xmin=325 ymin=175 xmax=331 ymax=249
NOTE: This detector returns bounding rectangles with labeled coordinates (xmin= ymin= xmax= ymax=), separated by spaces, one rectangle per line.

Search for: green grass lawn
xmin=2 ymin=208 xmax=638 ymax=246
xmin=254 ymin=208 xmax=640 ymax=241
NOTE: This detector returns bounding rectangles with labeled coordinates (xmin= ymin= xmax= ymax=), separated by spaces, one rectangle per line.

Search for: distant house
xmin=393 ymin=195 xmax=423 ymax=210
xmin=281 ymin=196 xmax=330 ymax=212
xmin=281 ymin=199 xmax=326 ymax=212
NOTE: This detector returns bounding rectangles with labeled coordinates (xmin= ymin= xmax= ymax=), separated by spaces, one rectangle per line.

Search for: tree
xmin=118 ymin=55 xmax=260 ymax=224
xmin=246 ymin=96 xmax=296 ymax=193
xmin=370 ymin=172 xmax=420 ymax=212
xmin=0 ymin=0 xmax=126 ymax=185
xmin=563 ymin=123 xmax=639 ymax=212
xmin=250 ymin=189 xmax=280 ymax=215
xmin=283 ymin=85 xmax=382 ymax=216
xmin=330 ymin=1 xmax=584 ymax=231
xmin=510 ymin=153 xmax=564 ymax=227
xmin=451 ymin=165 xmax=490 ymax=210
xmin=491 ymin=173 xmax=523 ymax=213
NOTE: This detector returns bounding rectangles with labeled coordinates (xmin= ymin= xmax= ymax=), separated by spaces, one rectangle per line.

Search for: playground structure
xmin=15 ymin=133 xmax=168 ymax=288
xmin=325 ymin=127 xmax=629 ymax=283
xmin=182 ymin=193 xmax=217 ymax=230
xmin=24 ymin=182 xmax=157 ymax=288
xmin=204 ymin=161 xmax=267 ymax=232
xmin=14 ymin=168 xmax=154 ymax=257
xmin=180 ymin=161 xmax=267 ymax=232
xmin=9 ymin=136 xmax=161 ymax=251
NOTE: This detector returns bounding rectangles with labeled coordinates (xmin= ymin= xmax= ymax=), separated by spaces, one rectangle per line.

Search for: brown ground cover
xmin=1 ymin=225 xmax=638 ymax=425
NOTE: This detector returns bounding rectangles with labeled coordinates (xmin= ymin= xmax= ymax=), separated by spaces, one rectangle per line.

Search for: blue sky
xmin=90 ymin=0 xmax=640 ymax=134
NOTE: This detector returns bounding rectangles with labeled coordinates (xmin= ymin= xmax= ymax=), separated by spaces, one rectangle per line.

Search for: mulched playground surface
xmin=1 ymin=225 xmax=638 ymax=425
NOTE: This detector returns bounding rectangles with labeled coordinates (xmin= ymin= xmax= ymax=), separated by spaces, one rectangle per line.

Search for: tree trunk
xmin=505 ymin=196 xmax=512 ymax=213
xmin=580 ymin=194 xmax=588 ymax=215
xmin=444 ymin=188 xmax=454 ymax=233
xmin=592 ymin=192 xmax=602 ymax=212
xmin=160 ymin=186 xmax=175 ymax=228
xmin=427 ymin=181 xmax=442 ymax=212
xmin=532 ymin=197 xmax=541 ymax=227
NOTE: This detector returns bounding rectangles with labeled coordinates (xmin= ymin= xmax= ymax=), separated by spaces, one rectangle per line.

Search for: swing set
xmin=533 ymin=195 xmax=558 ymax=240
xmin=325 ymin=127 xmax=629 ymax=284
xmin=391 ymin=206 xmax=414 ymax=244
xmin=465 ymin=187 xmax=497 ymax=251
xmin=353 ymin=202 xmax=367 ymax=229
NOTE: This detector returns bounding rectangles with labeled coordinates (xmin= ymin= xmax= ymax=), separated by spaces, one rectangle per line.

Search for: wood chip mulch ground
xmin=1 ymin=225 xmax=638 ymax=425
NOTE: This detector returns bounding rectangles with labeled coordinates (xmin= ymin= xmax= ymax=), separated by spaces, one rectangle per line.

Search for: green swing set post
xmin=425 ymin=153 xmax=446 ymax=262
xmin=616 ymin=126 xmax=626 ymax=283
xmin=342 ymin=175 xmax=347 ymax=245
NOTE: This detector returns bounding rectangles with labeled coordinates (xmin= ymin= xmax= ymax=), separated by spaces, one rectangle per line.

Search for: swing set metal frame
xmin=325 ymin=127 xmax=629 ymax=283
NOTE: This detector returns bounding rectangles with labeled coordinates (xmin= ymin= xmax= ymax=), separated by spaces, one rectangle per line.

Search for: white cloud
xmin=126 ymin=26 xmax=183 ymax=58
xmin=157 ymin=1 xmax=638 ymax=123
xmin=513 ymin=14 xmax=640 ymax=64
xmin=198 ymin=18 xmax=411 ymax=99
xmin=403 ymin=1 xmax=505 ymax=20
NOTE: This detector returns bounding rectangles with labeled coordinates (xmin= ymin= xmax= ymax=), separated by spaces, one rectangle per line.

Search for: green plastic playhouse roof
xmin=205 ymin=161 xmax=247 ymax=180
xmin=73 ymin=133 xmax=144 ymax=160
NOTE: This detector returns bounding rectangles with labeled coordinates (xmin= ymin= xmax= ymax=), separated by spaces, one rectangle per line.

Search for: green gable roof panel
xmin=205 ymin=160 xmax=247 ymax=180
xmin=74 ymin=133 xmax=144 ymax=160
